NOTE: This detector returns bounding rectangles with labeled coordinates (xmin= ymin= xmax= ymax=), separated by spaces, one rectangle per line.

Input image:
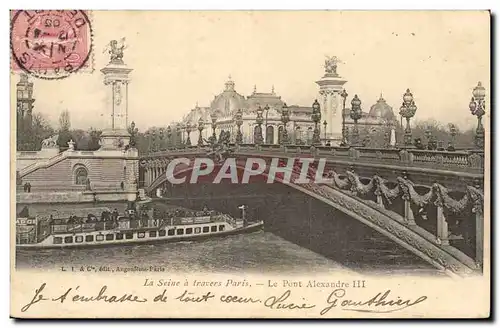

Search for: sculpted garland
xmin=323 ymin=169 xmax=483 ymax=217
xmin=298 ymin=182 xmax=474 ymax=276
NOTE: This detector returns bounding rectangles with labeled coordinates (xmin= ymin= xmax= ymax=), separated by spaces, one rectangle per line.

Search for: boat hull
xmin=16 ymin=221 xmax=264 ymax=250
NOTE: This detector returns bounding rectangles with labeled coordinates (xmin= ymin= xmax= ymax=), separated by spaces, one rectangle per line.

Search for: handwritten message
xmin=21 ymin=278 xmax=428 ymax=315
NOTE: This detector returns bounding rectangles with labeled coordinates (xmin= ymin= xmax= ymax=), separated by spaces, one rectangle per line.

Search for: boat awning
xmin=33 ymin=207 xmax=112 ymax=220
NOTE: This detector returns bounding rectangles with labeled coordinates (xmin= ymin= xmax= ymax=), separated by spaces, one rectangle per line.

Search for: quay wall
xmin=16 ymin=190 xmax=136 ymax=206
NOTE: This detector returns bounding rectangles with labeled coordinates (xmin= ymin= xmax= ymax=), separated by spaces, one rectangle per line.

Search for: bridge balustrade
xmin=316 ymin=168 xmax=483 ymax=269
xmin=146 ymin=143 xmax=484 ymax=172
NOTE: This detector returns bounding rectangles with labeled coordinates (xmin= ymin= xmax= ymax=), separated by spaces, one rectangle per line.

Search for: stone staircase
xmin=19 ymin=151 xmax=68 ymax=178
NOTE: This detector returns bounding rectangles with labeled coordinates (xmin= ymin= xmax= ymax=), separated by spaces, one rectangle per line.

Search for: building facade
xmin=180 ymin=59 xmax=396 ymax=146
xmin=181 ymin=77 xmax=317 ymax=145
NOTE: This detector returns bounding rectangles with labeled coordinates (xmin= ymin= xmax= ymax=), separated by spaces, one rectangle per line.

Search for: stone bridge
xmin=139 ymin=144 xmax=485 ymax=277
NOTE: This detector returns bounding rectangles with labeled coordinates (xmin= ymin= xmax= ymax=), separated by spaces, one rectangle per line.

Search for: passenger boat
xmin=16 ymin=203 xmax=263 ymax=249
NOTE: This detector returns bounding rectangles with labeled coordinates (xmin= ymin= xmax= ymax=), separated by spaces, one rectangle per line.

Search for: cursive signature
xmin=320 ymin=288 xmax=428 ymax=315
xmin=264 ymin=289 xmax=316 ymax=310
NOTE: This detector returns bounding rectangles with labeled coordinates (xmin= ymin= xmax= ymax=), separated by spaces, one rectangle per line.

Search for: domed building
xmin=178 ymin=60 xmax=395 ymax=147
xmin=181 ymin=76 xmax=316 ymax=145
xmin=368 ymin=94 xmax=396 ymax=122
xmin=210 ymin=77 xmax=248 ymax=116
xmin=343 ymin=94 xmax=397 ymax=146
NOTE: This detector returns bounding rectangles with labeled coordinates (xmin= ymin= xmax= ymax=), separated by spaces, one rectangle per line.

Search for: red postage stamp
xmin=10 ymin=10 xmax=93 ymax=80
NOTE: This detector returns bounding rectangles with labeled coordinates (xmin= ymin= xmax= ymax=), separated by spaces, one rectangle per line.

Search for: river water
xmin=16 ymin=202 xmax=445 ymax=277
xmin=16 ymin=230 xmax=443 ymax=276
xmin=16 ymin=231 xmax=350 ymax=274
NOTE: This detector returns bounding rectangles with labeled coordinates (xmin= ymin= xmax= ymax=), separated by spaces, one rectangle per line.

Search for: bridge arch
xmin=145 ymin=160 xmax=477 ymax=277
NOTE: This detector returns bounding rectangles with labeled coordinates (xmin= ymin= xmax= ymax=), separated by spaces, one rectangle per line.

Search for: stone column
xmin=404 ymin=199 xmax=416 ymax=226
xmin=474 ymin=199 xmax=484 ymax=268
xmin=375 ymin=187 xmax=385 ymax=209
xmin=320 ymin=90 xmax=328 ymax=128
xmin=100 ymin=60 xmax=133 ymax=150
xmin=399 ymin=183 xmax=416 ymax=226
xmin=435 ymin=196 xmax=449 ymax=246
xmin=377 ymin=195 xmax=384 ymax=208
xmin=316 ymin=68 xmax=347 ymax=141
xmin=327 ymin=90 xmax=336 ymax=137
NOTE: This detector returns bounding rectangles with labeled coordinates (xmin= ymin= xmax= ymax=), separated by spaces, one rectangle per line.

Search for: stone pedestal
xmin=316 ymin=73 xmax=347 ymax=142
xmin=99 ymin=128 xmax=131 ymax=150
xmin=100 ymin=62 xmax=133 ymax=150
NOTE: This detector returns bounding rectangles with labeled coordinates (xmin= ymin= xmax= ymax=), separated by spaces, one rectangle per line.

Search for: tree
xmin=70 ymin=129 xmax=87 ymax=150
xmin=411 ymin=119 xmax=474 ymax=149
xmin=17 ymin=112 xmax=54 ymax=151
xmin=57 ymin=110 xmax=72 ymax=150
xmin=58 ymin=109 xmax=71 ymax=130
xmin=87 ymin=128 xmax=102 ymax=150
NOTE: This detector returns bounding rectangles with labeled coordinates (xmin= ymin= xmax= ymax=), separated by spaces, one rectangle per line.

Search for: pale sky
xmin=11 ymin=11 xmax=490 ymax=131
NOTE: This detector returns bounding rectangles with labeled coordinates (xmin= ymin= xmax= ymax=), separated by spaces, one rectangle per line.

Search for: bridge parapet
xmin=238 ymin=144 xmax=484 ymax=173
xmin=144 ymin=144 xmax=484 ymax=174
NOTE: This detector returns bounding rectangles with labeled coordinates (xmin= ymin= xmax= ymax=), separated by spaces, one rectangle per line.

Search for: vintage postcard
xmin=10 ymin=10 xmax=490 ymax=318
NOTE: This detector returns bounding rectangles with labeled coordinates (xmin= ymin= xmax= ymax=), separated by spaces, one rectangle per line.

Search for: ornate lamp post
xmin=255 ymin=106 xmax=264 ymax=145
xmin=151 ymin=130 xmax=157 ymax=152
xmin=469 ymin=82 xmax=486 ymax=148
xmin=128 ymin=121 xmax=138 ymax=147
xmin=159 ymin=128 xmax=165 ymax=151
xmin=210 ymin=112 xmax=218 ymax=143
xmin=280 ymin=103 xmax=290 ymax=145
xmin=340 ymin=89 xmax=348 ymax=146
xmin=144 ymin=131 xmax=151 ymax=152
xmin=235 ymin=108 xmax=243 ymax=144
xmin=197 ymin=117 xmax=205 ymax=146
xmin=449 ymin=124 xmax=457 ymax=149
xmin=264 ymin=104 xmax=270 ymax=143
xmin=311 ymin=99 xmax=322 ymax=146
xmin=399 ymin=89 xmax=418 ymax=147
xmin=424 ymin=126 xmax=432 ymax=148
xmin=166 ymin=126 xmax=172 ymax=149
xmin=175 ymin=123 xmax=181 ymax=147
xmin=185 ymin=123 xmax=192 ymax=146
xmin=350 ymin=95 xmax=362 ymax=146
xmin=323 ymin=120 xmax=327 ymax=142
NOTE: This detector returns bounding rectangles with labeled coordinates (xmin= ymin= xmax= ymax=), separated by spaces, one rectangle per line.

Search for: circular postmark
xmin=10 ymin=10 xmax=92 ymax=80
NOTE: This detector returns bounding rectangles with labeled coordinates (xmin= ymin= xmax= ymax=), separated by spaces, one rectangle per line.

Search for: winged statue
xmin=324 ymin=55 xmax=342 ymax=75
xmin=103 ymin=37 xmax=127 ymax=64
